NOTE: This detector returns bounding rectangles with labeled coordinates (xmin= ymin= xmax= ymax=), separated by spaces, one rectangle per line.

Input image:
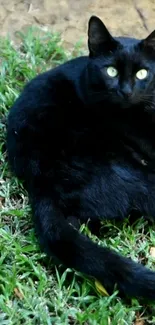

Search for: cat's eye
xmin=136 ymin=69 xmax=148 ymax=80
xmin=106 ymin=66 xmax=118 ymax=78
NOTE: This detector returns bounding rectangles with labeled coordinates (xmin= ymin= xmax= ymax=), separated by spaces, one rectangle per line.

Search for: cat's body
xmin=6 ymin=16 xmax=155 ymax=301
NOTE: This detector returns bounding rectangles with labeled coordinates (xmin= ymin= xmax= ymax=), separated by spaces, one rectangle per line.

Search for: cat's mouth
xmin=110 ymin=93 xmax=133 ymax=108
xmin=119 ymin=100 xmax=133 ymax=109
xmin=114 ymin=92 xmax=153 ymax=109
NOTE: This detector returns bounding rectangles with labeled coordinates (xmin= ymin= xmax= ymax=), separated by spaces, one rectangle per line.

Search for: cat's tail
xmin=32 ymin=196 xmax=155 ymax=301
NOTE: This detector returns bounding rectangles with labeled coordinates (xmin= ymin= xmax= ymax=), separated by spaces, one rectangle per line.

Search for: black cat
xmin=6 ymin=15 xmax=155 ymax=301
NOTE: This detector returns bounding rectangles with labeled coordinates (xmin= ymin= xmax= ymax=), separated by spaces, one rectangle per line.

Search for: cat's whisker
xmin=142 ymin=98 xmax=153 ymax=103
xmin=135 ymin=94 xmax=154 ymax=106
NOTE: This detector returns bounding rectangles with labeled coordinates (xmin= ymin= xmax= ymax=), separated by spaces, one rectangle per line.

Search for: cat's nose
xmin=121 ymin=90 xmax=132 ymax=98
xmin=119 ymin=85 xmax=132 ymax=98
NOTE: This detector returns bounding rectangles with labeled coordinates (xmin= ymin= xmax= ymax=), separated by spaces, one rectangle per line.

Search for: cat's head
xmin=87 ymin=15 xmax=155 ymax=109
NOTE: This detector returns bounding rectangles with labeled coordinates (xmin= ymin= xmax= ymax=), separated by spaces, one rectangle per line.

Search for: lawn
xmin=0 ymin=27 xmax=155 ymax=325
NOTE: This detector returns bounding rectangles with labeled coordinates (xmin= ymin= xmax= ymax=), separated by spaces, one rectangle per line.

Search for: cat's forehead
xmin=93 ymin=36 xmax=148 ymax=67
xmin=115 ymin=36 xmax=140 ymax=48
xmin=112 ymin=36 xmax=144 ymax=64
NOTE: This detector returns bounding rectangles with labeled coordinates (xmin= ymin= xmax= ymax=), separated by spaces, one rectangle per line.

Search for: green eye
xmin=107 ymin=66 xmax=118 ymax=78
xmin=136 ymin=69 xmax=148 ymax=80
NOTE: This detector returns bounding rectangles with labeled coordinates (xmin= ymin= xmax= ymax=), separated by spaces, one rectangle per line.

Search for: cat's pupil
xmin=107 ymin=66 xmax=118 ymax=78
xmin=136 ymin=69 xmax=148 ymax=80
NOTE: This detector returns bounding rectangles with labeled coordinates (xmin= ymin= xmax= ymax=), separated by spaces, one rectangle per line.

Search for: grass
xmin=0 ymin=27 xmax=155 ymax=325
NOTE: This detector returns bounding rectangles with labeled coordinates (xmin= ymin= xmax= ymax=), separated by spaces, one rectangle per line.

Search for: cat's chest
xmin=63 ymin=110 xmax=154 ymax=160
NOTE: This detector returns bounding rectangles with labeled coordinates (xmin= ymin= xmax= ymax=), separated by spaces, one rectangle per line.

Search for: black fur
xmin=6 ymin=15 xmax=155 ymax=301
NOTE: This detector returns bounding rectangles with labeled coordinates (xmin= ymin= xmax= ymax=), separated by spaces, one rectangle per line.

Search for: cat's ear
xmin=142 ymin=30 xmax=155 ymax=49
xmin=88 ymin=16 xmax=118 ymax=56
